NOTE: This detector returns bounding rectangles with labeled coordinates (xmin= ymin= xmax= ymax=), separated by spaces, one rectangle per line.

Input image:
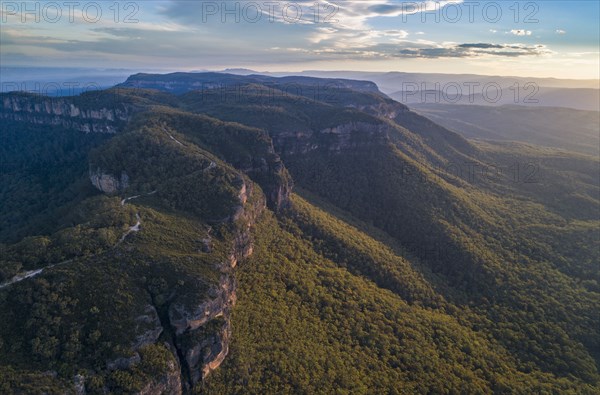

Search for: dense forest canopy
xmin=0 ymin=73 xmax=598 ymax=394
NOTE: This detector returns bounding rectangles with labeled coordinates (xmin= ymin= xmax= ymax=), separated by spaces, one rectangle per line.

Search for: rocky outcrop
xmin=101 ymin=178 xmax=262 ymax=392
xmin=73 ymin=374 xmax=86 ymax=395
xmin=245 ymin=154 xmax=292 ymax=212
xmin=347 ymin=100 xmax=407 ymax=120
xmin=107 ymin=354 xmax=141 ymax=371
xmin=198 ymin=321 xmax=231 ymax=380
xmin=90 ymin=169 xmax=130 ymax=194
xmin=133 ymin=305 xmax=164 ymax=350
xmin=0 ymin=94 xmax=133 ymax=134
xmin=138 ymin=359 xmax=183 ymax=395
xmin=180 ymin=318 xmax=232 ymax=385
xmin=273 ymin=121 xmax=391 ymax=157
xmin=166 ymin=179 xmax=265 ymax=388
xmin=169 ymin=275 xmax=236 ymax=336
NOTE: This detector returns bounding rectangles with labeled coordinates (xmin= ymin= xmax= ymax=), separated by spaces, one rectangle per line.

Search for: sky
xmin=1 ymin=0 xmax=599 ymax=79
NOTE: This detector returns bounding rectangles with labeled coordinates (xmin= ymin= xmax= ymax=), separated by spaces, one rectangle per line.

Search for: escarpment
xmin=242 ymin=149 xmax=292 ymax=212
xmin=155 ymin=179 xmax=266 ymax=390
xmin=182 ymin=179 xmax=264 ymax=384
xmin=0 ymin=93 xmax=134 ymax=133
xmin=91 ymin=167 xmax=265 ymax=393
xmin=272 ymin=121 xmax=392 ymax=157
xmin=119 ymin=72 xmax=382 ymax=95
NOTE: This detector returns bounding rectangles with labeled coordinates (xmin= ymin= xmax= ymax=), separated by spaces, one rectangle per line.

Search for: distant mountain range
xmin=227 ymin=69 xmax=600 ymax=111
xmin=3 ymin=67 xmax=598 ymax=111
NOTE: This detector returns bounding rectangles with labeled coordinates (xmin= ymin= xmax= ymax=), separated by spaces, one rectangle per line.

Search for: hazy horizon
xmin=2 ymin=1 xmax=599 ymax=79
xmin=3 ymin=65 xmax=600 ymax=82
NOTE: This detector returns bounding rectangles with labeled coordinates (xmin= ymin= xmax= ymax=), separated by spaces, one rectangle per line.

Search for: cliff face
xmin=272 ymin=121 xmax=391 ymax=157
xmin=168 ymin=179 xmax=265 ymax=387
xmin=244 ymin=153 xmax=292 ymax=212
xmin=97 ymin=175 xmax=266 ymax=393
xmin=90 ymin=169 xmax=130 ymax=194
xmin=138 ymin=360 xmax=183 ymax=395
xmin=359 ymin=103 xmax=406 ymax=120
xmin=0 ymin=94 xmax=132 ymax=133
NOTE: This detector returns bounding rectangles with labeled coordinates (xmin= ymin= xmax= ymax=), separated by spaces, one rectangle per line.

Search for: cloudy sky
xmin=1 ymin=0 xmax=598 ymax=78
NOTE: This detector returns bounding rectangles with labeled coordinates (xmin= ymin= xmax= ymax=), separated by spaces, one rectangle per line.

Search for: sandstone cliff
xmin=1 ymin=93 xmax=133 ymax=134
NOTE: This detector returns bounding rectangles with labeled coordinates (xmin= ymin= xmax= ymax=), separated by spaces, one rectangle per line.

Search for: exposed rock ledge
xmin=1 ymin=95 xmax=132 ymax=134
xmin=92 ymin=177 xmax=263 ymax=394
xmin=138 ymin=359 xmax=183 ymax=395
xmin=273 ymin=121 xmax=391 ymax=156
xmin=90 ymin=169 xmax=130 ymax=194
xmin=168 ymin=179 xmax=265 ymax=388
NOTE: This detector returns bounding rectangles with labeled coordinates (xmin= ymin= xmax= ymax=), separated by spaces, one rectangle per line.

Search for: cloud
xmin=288 ymin=41 xmax=552 ymax=60
xmin=390 ymin=43 xmax=549 ymax=58
xmin=155 ymin=1 xmax=546 ymax=64
xmin=0 ymin=0 xmax=561 ymax=69
xmin=510 ymin=29 xmax=532 ymax=36
xmin=458 ymin=43 xmax=504 ymax=49
xmin=161 ymin=0 xmax=463 ymax=29
xmin=556 ymin=29 xmax=567 ymax=34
